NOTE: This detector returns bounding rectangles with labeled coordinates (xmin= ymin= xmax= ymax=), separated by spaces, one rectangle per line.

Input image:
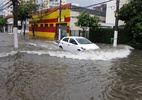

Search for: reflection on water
xmin=0 ymin=50 xmax=142 ymax=100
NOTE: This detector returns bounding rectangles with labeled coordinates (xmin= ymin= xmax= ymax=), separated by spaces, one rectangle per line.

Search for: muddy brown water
xmin=0 ymin=49 xmax=142 ymax=100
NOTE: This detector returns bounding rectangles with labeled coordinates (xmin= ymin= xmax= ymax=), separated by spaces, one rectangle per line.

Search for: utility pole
xmin=11 ymin=0 xmax=18 ymax=48
xmin=113 ymin=0 xmax=119 ymax=47
xmin=58 ymin=0 xmax=61 ymax=41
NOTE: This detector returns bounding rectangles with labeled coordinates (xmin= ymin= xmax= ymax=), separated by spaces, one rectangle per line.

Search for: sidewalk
xmin=0 ymin=32 xmax=35 ymax=53
xmin=0 ymin=32 xmax=56 ymax=53
xmin=0 ymin=32 xmax=15 ymax=53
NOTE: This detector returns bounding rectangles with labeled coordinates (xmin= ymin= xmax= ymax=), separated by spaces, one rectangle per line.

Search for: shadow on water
xmin=0 ymin=50 xmax=142 ymax=100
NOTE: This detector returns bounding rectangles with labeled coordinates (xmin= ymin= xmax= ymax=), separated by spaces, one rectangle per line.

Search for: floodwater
xmin=0 ymin=33 xmax=142 ymax=100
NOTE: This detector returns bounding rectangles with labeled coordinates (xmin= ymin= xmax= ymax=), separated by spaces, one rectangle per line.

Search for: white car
xmin=58 ymin=36 xmax=99 ymax=51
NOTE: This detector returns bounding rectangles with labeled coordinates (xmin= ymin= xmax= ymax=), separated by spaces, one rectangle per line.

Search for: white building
xmin=70 ymin=8 xmax=105 ymax=30
xmin=106 ymin=0 xmax=129 ymax=26
xmin=3 ymin=0 xmax=30 ymax=33
xmin=38 ymin=0 xmax=67 ymax=8
xmin=3 ymin=0 xmax=13 ymax=16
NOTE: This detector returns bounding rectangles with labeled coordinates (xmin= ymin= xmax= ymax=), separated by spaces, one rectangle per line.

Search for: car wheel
xmin=77 ymin=49 xmax=81 ymax=51
xmin=59 ymin=46 xmax=63 ymax=50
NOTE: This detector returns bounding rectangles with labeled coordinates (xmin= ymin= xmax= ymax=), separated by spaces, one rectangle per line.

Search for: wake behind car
xmin=58 ymin=36 xmax=99 ymax=51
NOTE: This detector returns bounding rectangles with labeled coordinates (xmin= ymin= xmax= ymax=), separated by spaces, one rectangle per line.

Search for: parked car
xmin=58 ymin=36 xmax=99 ymax=51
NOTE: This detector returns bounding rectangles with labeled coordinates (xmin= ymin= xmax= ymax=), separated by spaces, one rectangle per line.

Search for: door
xmin=56 ymin=23 xmax=67 ymax=39
xmin=67 ymin=38 xmax=78 ymax=51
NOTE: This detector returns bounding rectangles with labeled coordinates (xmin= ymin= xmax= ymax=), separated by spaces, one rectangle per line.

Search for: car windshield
xmin=76 ymin=38 xmax=92 ymax=44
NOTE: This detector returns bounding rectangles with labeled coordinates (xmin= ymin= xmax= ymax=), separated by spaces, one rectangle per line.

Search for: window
xmin=76 ymin=38 xmax=92 ymax=44
xmin=50 ymin=24 xmax=53 ymax=27
xmin=69 ymin=38 xmax=77 ymax=45
xmin=63 ymin=38 xmax=69 ymax=42
xmin=40 ymin=24 xmax=43 ymax=27
xmin=45 ymin=24 xmax=48 ymax=27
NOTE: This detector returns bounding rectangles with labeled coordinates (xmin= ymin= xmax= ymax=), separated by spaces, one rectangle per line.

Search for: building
xmin=29 ymin=4 xmax=70 ymax=39
xmin=29 ymin=4 xmax=106 ymax=39
xmin=70 ymin=5 xmax=106 ymax=30
xmin=93 ymin=4 xmax=106 ymax=12
xmin=3 ymin=0 xmax=13 ymax=16
xmin=106 ymin=0 xmax=129 ymax=26
xmin=3 ymin=0 xmax=31 ymax=33
xmin=37 ymin=0 xmax=67 ymax=8
xmin=91 ymin=0 xmax=129 ymax=27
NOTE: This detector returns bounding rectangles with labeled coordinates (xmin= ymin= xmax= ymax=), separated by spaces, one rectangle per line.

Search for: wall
xmin=70 ymin=11 xmax=82 ymax=30
xmin=29 ymin=4 xmax=71 ymax=39
xmin=106 ymin=0 xmax=128 ymax=26
xmin=70 ymin=10 xmax=105 ymax=30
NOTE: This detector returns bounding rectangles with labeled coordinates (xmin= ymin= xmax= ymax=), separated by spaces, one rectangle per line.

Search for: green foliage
xmin=75 ymin=11 xmax=90 ymax=31
xmin=89 ymin=28 xmax=129 ymax=44
xmin=17 ymin=0 xmax=45 ymax=36
xmin=75 ymin=10 xmax=101 ymax=36
xmin=119 ymin=0 xmax=142 ymax=44
xmin=89 ymin=15 xmax=101 ymax=31
xmin=0 ymin=15 xmax=7 ymax=26
xmin=18 ymin=0 xmax=40 ymax=21
xmin=89 ymin=28 xmax=114 ymax=44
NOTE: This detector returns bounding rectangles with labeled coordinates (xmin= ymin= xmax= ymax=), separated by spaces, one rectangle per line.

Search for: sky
xmin=67 ymin=0 xmax=107 ymax=7
xmin=0 ymin=0 xmax=107 ymax=7
xmin=0 ymin=0 xmax=108 ymax=14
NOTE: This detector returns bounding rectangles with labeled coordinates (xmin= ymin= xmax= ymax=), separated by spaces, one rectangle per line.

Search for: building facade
xmin=106 ymin=0 xmax=129 ymax=26
xmin=37 ymin=0 xmax=67 ymax=8
xmin=3 ymin=0 xmax=13 ymax=16
xmin=29 ymin=4 xmax=106 ymax=39
xmin=29 ymin=4 xmax=70 ymax=39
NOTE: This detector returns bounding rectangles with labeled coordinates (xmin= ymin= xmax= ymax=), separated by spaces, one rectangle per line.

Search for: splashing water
xmin=21 ymin=45 xmax=132 ymax=60
xmin=0 ymin=42 xmax=133 ymax=61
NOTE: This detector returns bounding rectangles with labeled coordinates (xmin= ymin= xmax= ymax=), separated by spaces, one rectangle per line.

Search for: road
xmin=0 ymin=32 xmax=141 ymax=100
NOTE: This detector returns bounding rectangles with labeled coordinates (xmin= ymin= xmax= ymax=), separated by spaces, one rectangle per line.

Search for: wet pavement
xmin=0 ymin=32 xmax=142 ymax=100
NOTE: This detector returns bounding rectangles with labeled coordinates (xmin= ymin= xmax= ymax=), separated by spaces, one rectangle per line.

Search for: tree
xmin=0 ymin=15 xmax=7 ymax=32
xmin=119 ymin=0 xmax=142 ymax=44
xmin=75 ymin=11 xmax=90 ymax=36
xmin=89 ymin=14 xmax=101 ymax=31
xmin=75 ymin=10 xmax=101 ymax=37
xmin=17 ymin=0 xmax=44 ymax=36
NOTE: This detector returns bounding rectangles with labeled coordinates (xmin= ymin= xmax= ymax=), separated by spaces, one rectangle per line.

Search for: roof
xmin=71 ymin=5 xmax=106 ymax=17
xmin=5 ymin=14 xmax=12 ymax=19
xmin=33 ymin=3 xmax=71 ymax=15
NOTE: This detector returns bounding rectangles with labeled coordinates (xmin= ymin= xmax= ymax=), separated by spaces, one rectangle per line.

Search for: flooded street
xmin=0 ymin=33 xmax=142 ymax=100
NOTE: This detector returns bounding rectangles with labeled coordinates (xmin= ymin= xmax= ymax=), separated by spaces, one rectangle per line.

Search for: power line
xmin=71 ymin=0 xmax=114 ymax=10
xmin=84 ymin=0 xmax=114 ymax=8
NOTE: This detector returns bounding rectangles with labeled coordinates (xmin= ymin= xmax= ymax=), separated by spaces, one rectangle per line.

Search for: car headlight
xmin=81 ymin=47 xmax=86 ymax=50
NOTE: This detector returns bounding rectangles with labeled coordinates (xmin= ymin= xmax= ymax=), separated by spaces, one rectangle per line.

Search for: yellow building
xmin=29 ymin=4 xmax=71 ymax=39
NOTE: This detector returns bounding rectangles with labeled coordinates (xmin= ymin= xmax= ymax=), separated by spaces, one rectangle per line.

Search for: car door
xmin=61 ymin=37 xmax=69 ymax=50
xmin=68 ymin=38 xmax=78 ymax=51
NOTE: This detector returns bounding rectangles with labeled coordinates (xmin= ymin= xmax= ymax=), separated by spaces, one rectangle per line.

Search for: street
xmin=0 ymin=32 xmax=142 ymax=100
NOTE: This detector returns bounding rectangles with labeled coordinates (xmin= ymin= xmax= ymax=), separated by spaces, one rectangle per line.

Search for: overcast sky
xmin=67 ymin=0 xmax=107 ymax=6
xmin=0 ymin=0 xmax=107 ymax=7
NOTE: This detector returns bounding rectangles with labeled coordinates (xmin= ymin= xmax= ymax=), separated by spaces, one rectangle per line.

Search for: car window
xmin=62 ymin=38 xmax=69 ymax=42
xmin=69 ymin=38 xmax=77 ymax=45
xmin=76 ymin=38 xmax=92 ymax=44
